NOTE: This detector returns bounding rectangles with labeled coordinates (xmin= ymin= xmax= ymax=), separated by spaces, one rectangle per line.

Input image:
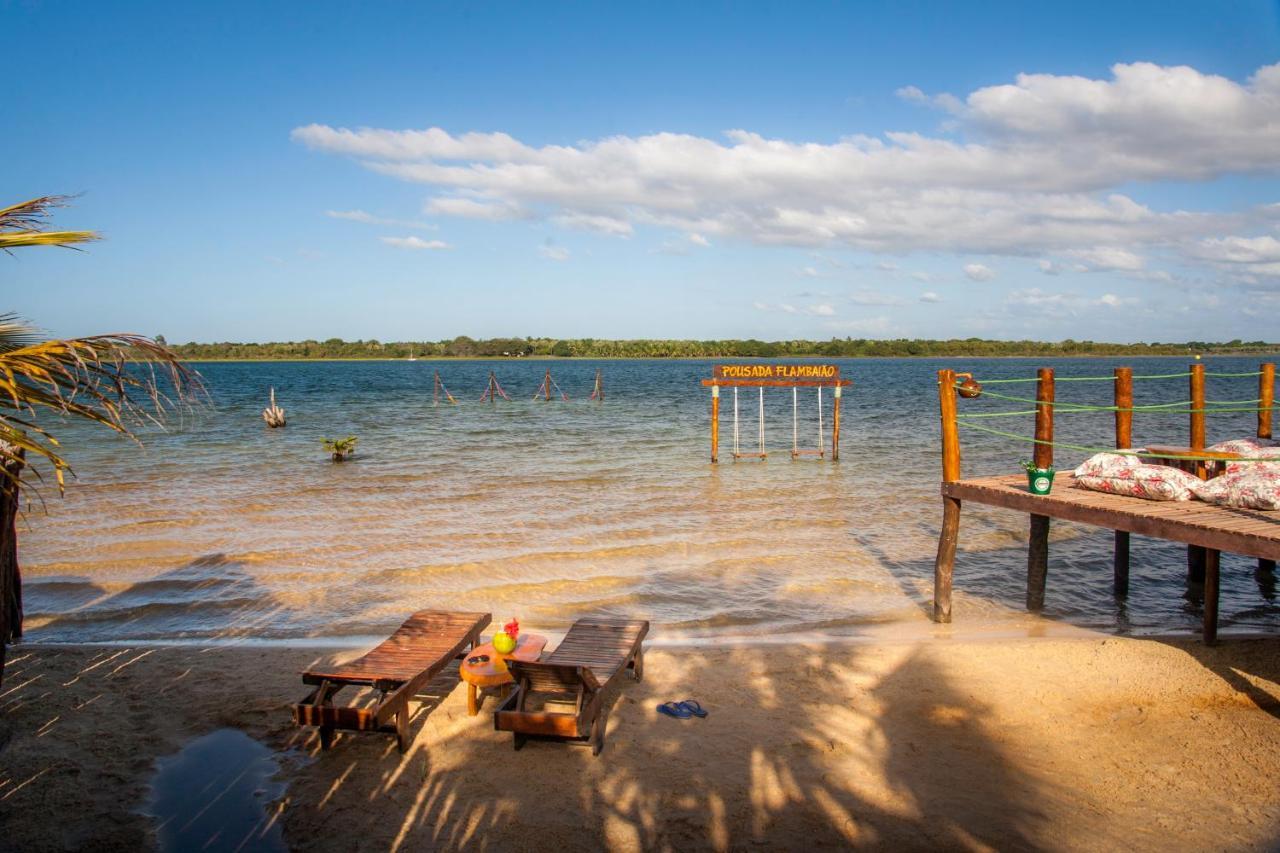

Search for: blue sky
xmin=4 ymin=1 xmax=1280 ymax=343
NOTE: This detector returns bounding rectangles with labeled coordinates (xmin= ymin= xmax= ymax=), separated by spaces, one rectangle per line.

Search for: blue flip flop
xmin=678 ymin=700 xmax=708 ymax=718
xmin=657 ymin=701 xmax=692 ymax=719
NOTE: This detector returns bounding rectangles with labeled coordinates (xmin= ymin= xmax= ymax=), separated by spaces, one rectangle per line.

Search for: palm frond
xmin=0 ymin=196 xmax=98 ymax=251
xmin=0 ymin=333 xmax=204 ymax=494
xmin=0 ymin=316 xmax=46 ymax=354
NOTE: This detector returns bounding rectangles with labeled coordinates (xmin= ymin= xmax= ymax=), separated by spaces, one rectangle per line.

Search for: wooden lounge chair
xmin=293 ymin=610 xmax=490 ymax=752
xmin=495 ymin=617 xmax=649 ymax=756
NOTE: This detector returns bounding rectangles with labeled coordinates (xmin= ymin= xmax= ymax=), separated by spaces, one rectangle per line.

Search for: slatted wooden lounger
xmin=495 ymin=617 xmax=649 ymax=756
xmin=293 ymin=609 xmax=490 ymax=752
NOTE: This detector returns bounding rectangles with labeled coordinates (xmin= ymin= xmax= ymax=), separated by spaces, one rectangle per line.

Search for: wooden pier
xmin=932 ymin=363 xmax=1278 ymax=643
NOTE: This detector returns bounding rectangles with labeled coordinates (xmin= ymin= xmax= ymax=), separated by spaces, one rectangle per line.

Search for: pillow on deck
xmin=1206 ymin=437 xmax=1280 ymax=475
xmin=1073 ymin=451 xmax=1200 ymax=502
xmin=1194 ymin=466 xmax=1280 ymax=511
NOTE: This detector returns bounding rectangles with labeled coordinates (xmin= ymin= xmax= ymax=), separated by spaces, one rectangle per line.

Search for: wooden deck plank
xmin=943 ymin=474 xmax=1280 ymax=560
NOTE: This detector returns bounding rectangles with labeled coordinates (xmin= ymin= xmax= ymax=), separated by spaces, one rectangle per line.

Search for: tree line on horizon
xmin=162 ymin=335 xmax=1280 ymax=360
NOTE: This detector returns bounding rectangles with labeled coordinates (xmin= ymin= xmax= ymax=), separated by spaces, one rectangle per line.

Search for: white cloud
xmin=426 ymin=197 xmax=528 ymax=221
xmin=849 ymin=289 xmax=901 ymax=306
xmin=1097 ymin=293 xmax=1139 ymax=308
xmin=552 ymin=212 xmax=633 ymax=236
xmin=294 ymin=61 xmax=1280 ymax=276
xmin=327 ymin=209 xmax=436 ymax=230
xmin=1188 ymin=234 xmax=1280 ymax=280
xmin=799 ymin=266 xmax=822 ymax=278
xmin=920 ymin=291 xmax=942 ymax=303
xmin=755 ymin=301 xmax=836 ymax=317
xmin=539 ymin=244 xmax=570 ymax=261
xmin=1062 ymin=246 xmax=1145 ymax=271
xmin=964 ymin=263 xmax=996 ymax=281
xmin=875 ymin=261 xmax=899 ymax=272
xmin=380 ymin=236 xmax=451 ymax=250
xmin=689 ymin=233 xmax=711 ymax=247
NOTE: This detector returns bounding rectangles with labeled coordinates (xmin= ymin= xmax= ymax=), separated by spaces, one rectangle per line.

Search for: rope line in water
xmin=954 ymin=420 xmax=1280 ymax=463
xmin=1205 ymin=370 xmax=1266 ymax=378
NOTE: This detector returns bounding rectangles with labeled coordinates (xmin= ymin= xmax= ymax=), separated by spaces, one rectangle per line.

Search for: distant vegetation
xmin=167 ymin=336 xmax=1280 ymax=360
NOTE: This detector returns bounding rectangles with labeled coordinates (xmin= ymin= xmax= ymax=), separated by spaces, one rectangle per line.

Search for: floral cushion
xmin=1194 ymin=466 xmax=1280 ymax=510
xmin=1073 ymin=451 xmax=1200 ymax=501
xmin=1206 ymin=437 xmax=1280 ymax=475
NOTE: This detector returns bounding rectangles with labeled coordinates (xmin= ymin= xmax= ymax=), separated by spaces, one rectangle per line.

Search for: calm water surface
xmin=21 ymin=357 xmax=1280 ymax=643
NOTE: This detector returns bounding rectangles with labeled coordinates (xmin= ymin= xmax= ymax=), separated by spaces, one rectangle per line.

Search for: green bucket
xmin=1027 ymin=469 xmax=1055 ymax=495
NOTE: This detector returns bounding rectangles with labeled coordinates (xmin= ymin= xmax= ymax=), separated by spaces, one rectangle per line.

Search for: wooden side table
xmin=459 ymin=633 xmax=546 ymax=716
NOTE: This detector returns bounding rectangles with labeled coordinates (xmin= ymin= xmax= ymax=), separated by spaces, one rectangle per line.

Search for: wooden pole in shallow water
xmin=1113 ymin=367 xmax=1133 ymax=596
xmin=592 ymin=368 xmax=604 ymax=402
xmin=933 ymin=369 xmax=961 ymax=623
xmin=544 ymin=367 xmax=552 ymax=401
xmin=710 ymin=386 xmax=720 ymax=463
xmin=832 ymin=385 xmax=842 ymax=461
xmin=1027 ymin=368 xmax=1054 ymax=612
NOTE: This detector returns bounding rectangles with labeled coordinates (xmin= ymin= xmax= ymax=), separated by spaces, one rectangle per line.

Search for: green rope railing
xmin=977 ymin=371 xmax=1195 ymax=385
xmin=1205 ymin=370 xmax=1265 ymax=378
xmin=954 ymin=420 xmax=1280 ymax=463
xmin=955 ymin=384 xmax=1193 ymax=411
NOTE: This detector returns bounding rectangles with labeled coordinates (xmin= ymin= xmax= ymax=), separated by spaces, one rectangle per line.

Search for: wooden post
xmin=1027 ymin=368 xmax=1054 ymax=612
xmin=933 ymin=369 xmax=961 ymax=623
xmin=1261 ymin=363 xmax=1276 ymax=575
xmin=710 ymin=386 xmax=720 ymax=463
xmin=1113 ymin=367 xmax=1132 ymax=597
xmin=593 ymin=368 xmax=604 ymax=402
xmin=1188 ymin=362 xmax=1207 ymax=581
xmin=434 ymin=371 xmax=440 ymax=407
xmin=1203 ymin=548 xmax=1220 ymax=645
xmin=544 ymin=367 xmax=552 ymax=401
xmin=489 ymin=371 xmax=497 ymax=405
xmin=1259 ymin=362 xmax=1274 ymax=440
xmin=832 ymin=385 xmax=842 ymax=461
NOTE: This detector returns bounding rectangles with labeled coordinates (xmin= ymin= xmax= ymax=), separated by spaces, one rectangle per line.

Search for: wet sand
xmin=2 ymin=635 xmax=1278 ymax=851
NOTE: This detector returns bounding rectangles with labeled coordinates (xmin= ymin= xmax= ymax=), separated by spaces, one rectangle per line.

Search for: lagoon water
xmin=20 ymin=357 xmax=1280 ymax=644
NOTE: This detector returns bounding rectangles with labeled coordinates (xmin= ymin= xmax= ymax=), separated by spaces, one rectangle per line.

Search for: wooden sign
xmin=712 ymin=364 xmax=840 ymax=381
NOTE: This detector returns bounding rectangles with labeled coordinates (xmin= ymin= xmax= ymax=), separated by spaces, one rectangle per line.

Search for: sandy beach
xmin=2 ymin=633 xmax=1278 ymax=851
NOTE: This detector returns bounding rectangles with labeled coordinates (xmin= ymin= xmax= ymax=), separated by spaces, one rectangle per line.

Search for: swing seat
xmin=733 ymin=451 xmax=768 ymax=459
xmin=791 ymin=449 xmax=824 ymax=458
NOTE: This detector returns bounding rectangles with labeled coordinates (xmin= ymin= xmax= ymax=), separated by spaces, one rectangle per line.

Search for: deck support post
xmin=710 ymin=386 xmax=720 ymax=463
xmin=1203 ymin=548 xmax=1221 ymax=645
xmin=1113 ymin=531 xmax=1130 ymax=597
xmin=934 ymin=497 xmax=960 ymax=623
xmin=1027 ymin=514 xmax=1050 ymax=611
xmin=1260 ymin=364 xmax=1275 ymax=575
xmin=1027 ymin=369 xmax=1054 ymax=612
xmin=1113 ymin=367 xmax=1133 ymax=596
xmin=933 ymin=369 xmax=962 ymax=623
xmin=1187 ymin=363 xmax=1207 ymax=578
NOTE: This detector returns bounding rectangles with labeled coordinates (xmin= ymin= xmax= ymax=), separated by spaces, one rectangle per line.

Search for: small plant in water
xmin=1019 ymin=458 xmax=1053 ymax=473
xmin=322 ymin=436 xmax=358 ymax=462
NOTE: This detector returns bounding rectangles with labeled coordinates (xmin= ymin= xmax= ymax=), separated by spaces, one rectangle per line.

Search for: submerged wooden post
xmin=592 ymin=368 xmax=604 ymax=402
xmin=710 ymin=385 xmax=720 ymax=463
xmin=434 ymin=370 xmax=441 ymax=407
xmin=544 ymin=367 xmax=553 ymax=401
xmin=1113 ymin=367 xmax=1133 ymax=596
xmin=1204 ymin=548 xmax=1221 ymax=645
xmin=832 ymin=385 xmax=842 ymax=461
xmin=489 ymin=371 xmax=498 ymax=405
xmin=1188 ymin=362 xmax=1208 ymax=582
xmin=933 ymin=369 xmax=961 ymax=623
xmin=1027 ymin=368 xmax=1054 ymax=612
